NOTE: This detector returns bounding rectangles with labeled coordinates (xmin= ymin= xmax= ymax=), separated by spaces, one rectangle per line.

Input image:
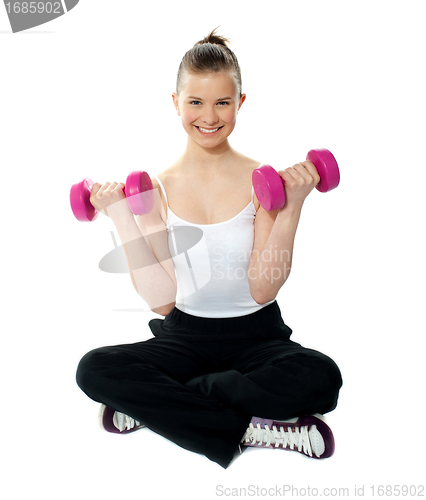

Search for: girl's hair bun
xmin=193 ymin=26 xmax=231 ymax=48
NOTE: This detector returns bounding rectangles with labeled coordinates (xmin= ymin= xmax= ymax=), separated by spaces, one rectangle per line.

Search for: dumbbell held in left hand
xmin=252 ymin=148 xmax=340 ymax=212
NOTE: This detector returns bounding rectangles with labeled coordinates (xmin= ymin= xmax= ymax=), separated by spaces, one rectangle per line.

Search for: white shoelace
xmin=113 ymin=411 xmax=141 ymax=432
xmin=242 ymin=422 xmax=313 ymax=457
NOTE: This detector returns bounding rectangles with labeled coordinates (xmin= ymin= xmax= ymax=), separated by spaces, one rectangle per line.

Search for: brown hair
xmin=176 ymin=27 xmax=242 ymax=98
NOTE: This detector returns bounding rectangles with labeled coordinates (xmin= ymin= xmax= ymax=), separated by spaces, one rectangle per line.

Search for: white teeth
xmin=198 ymin=126 xmax=220 ymax=133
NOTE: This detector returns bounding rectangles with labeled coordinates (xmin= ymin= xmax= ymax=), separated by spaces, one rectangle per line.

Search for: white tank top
xmin=152 ymin=172 xmax=276 ymax=318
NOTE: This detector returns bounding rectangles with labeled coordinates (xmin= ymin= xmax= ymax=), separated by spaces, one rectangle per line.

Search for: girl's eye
xmin=189 ymin=101 xmax=229 ymax=106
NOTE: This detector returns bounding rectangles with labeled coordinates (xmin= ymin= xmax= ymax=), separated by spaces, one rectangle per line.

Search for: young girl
xmin=76 ymin=28 xmax=343 ymax=469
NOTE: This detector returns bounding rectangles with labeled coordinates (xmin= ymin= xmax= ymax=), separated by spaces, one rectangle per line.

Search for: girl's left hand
xmin=277 ymin=161 xmax=320 ymax=211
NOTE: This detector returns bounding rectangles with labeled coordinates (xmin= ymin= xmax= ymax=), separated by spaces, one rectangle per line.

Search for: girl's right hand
xmin=90 ymin=182 xmax=131 ymax=219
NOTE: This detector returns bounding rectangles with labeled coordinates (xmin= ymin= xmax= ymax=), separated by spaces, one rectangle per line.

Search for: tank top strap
xmin=152 ymin=175 xmax=168 ymax=206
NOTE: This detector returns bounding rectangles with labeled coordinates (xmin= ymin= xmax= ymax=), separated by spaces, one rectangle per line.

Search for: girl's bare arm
xmin=91 ymin=182 xmax=177 ymax=315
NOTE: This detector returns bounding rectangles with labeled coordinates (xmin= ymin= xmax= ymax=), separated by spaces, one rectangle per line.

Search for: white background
xmin=1 ymin=0 xmax=425 ymax=498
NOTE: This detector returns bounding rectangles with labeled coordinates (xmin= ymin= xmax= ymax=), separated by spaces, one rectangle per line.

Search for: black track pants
xmin=76 ymin=301 xmax=343 ymax=468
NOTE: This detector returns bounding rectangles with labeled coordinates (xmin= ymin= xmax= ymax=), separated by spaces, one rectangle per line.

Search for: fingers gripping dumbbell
xmin=70 ymin=171 xmax=154 ymax=221
xmin=252 ymin=148 xmax=340 ymax=211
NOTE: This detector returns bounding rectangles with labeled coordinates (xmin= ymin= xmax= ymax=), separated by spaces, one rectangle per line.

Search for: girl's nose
xmin=201 ymin=106 xmax=219 ymax=126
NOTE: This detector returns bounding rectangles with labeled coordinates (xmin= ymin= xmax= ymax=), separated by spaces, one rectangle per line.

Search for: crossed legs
xmin=76 ymin=334 xmax=342 ymax=468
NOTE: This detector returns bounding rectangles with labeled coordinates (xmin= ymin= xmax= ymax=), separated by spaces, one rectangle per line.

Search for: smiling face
xmin=172 ymin=71 xmax=246 ymax=150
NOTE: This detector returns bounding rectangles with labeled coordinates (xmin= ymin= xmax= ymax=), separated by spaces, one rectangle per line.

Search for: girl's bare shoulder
xmin=150 ymin=162 xmax=181 ymax=221
xmin=233 ymin=154 xmax=264 ymax=210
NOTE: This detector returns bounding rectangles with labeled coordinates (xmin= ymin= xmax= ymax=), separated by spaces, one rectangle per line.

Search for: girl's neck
xmin=177 ymin=137 xmax=239 ymax=178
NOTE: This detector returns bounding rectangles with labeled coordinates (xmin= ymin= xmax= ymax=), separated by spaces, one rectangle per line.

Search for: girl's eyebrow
xmin=187 ymin=96 xmax=233 ymax=100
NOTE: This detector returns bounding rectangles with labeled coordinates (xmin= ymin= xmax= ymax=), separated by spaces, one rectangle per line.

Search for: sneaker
xmin=240 ymin=413 xmax=334 ymax=459
xmin=98 ymin=404 xmax=145 ymax=434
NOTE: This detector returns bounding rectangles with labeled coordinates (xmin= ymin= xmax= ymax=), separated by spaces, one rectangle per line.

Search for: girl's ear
xmin=172 ymin=93 xmax=180 ymax=115
xmin=238 ymin=94 xmax=247 ymax=112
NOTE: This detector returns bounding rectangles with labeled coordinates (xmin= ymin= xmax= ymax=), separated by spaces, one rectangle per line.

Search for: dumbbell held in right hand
xmin=70 ymin=170 xmax=154 ymax=222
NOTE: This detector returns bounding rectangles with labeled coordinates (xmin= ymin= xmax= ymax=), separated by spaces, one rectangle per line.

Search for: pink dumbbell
xmin=252 ymin=148 xmax=340 ymax=211
xmin=70 ymin=170 xmax=154 ymax=222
